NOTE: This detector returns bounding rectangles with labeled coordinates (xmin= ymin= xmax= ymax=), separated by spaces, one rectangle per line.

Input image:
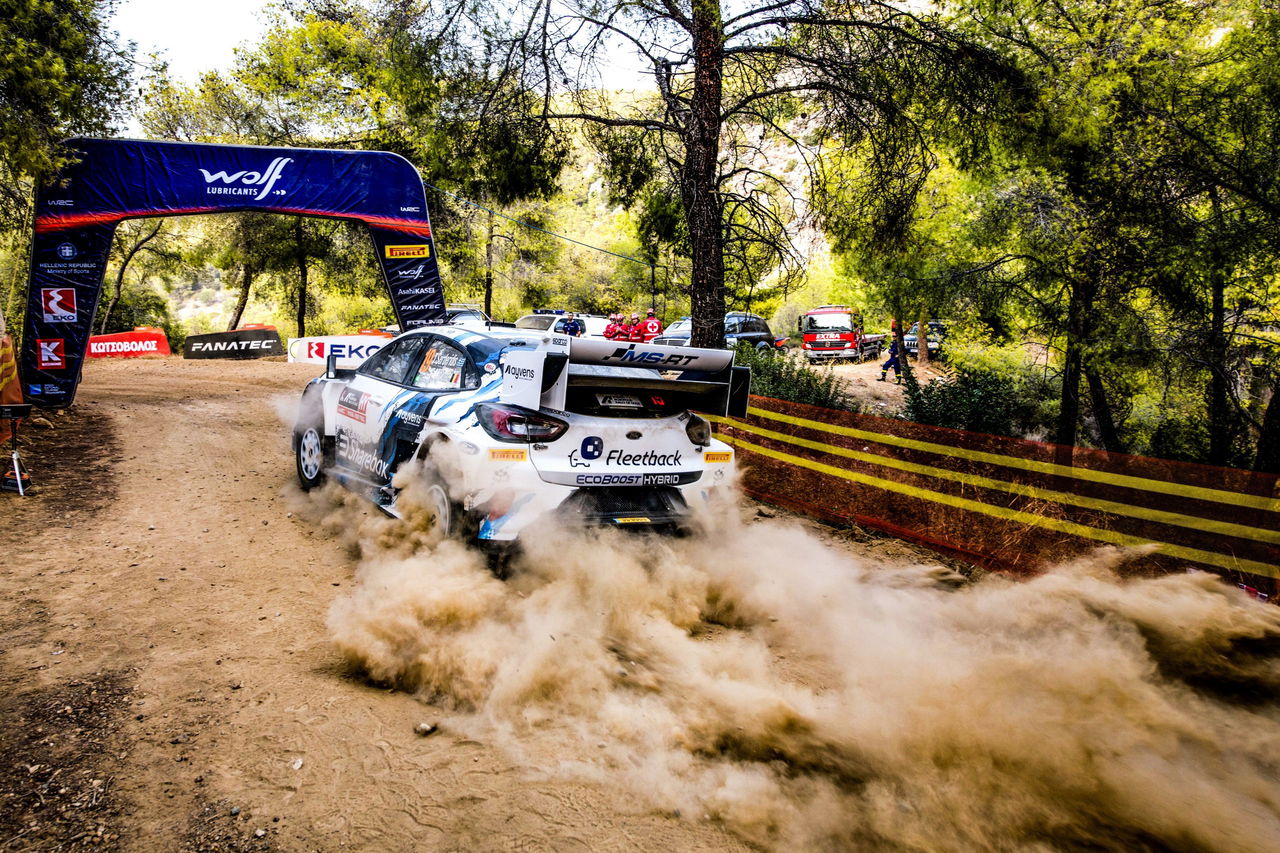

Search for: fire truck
xmin=798 ymin=305 xmax=886 ymax=363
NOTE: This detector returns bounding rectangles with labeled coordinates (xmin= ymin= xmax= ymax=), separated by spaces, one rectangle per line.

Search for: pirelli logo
xmin=385 ymin=244 xmax=430 ymax=259
xmin=703 ymin=451 xmax=733 ymax=463
xmin=488 ymin=448 xmax=528 ymax=462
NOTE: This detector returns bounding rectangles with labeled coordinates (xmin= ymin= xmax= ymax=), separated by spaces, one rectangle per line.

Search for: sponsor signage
xmin=183 ymin=328 xmax=284 ymax=360
xmin=21 ymin=138 xmax=444 ymax=409
xmin=36 ymin=339 xmax=66 ymax=369
xmin=87 ymin=330 xmax=171 ymax=358
xmin=569 ymin=337 xmax=734 ymax=371
xmin=703 ymin=451 xmax=733 ymax=463
xmin=385 ymin=245 xmax=430 ymax=259
xmin=41 ymin=288 xmax=77 ymax=323
xmin=489 ymin=448 xmax=528 ymax=462
xmin=287 ymin=335 xmax=390 ymax=369
xmin=337 ymin=388 xmax=372 ymax=423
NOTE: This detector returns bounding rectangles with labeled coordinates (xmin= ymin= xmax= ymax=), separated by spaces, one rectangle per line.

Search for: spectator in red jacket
xmin=604 ymin=314 xmax=620 ymax=339
xmin=639 ymin=309 xmax=663 ymax=342
xmin=628 ymin=313 xmax=644 ymax=342
xmin=615 ymin=314 xmax=634 ymax=342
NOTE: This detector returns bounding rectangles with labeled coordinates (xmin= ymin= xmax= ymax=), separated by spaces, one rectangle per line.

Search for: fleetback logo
xmin=199 ymin=157 xmax=292 ymax=201
xmin=581 ymin=436 xmax=604 ymax=460
xmin=606 ymin=448 xmax=683 ymax=467
xmin=40 ymin=288 xmax=76 ymax=323
xmin=385 ymin=244 xmax=431 ymax=259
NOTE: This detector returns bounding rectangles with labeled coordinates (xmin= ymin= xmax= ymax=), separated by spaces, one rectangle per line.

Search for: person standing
xmin=562 ymin=312 xmax=584 ymax=337
xmin=639 ymin=309 xmax=663 ymax=342
xmin=627 ymin=313 xmax=644 ymax=342
xmin=879 ymin=337 xmax=901 ymax=383
xmin=604 ymin=314 xmax=620 ymax=339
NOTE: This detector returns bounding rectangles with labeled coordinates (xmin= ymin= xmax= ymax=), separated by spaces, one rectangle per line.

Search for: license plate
xmin=595 ymin=393 xmax=643 ymax=408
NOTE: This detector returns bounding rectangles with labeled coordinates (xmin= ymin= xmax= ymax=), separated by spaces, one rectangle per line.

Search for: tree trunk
xmin=1207 ymin=264 xmax=1231 ymax=466
xmin=294 ymin=217 xmax=308 ymax=339
xmin=226 ymin=260 xmax=256 ymax=332
xmin=1255 ymin=384 xmax=1280 ymax=474
xmin=1086 ymin=368 xmax=1123 ymax=453
xmin=484 ymin=209 xmax=495 ymax=319
xmin=1055 ymin=276 xmax=1096 ymax=447
xmin=916 ymin=307 xmax=930 ymax=367
xmin=682 ymin=0 xmax=726 ymax=349
xmin=98 ymin=221 xmax=163 ymax=335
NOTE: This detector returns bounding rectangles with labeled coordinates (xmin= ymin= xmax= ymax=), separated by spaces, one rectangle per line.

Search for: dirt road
xmin=0 ymin=357 xmax=934 ymax=851
xmin=4 ymin=357 xmax=1280 ymax=853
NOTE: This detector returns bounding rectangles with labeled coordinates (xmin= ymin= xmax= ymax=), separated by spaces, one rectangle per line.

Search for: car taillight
xmin=476 ymin=403 xmax=568 ymax=443
xmin=686 ymin=413 xmax=712 ymax=447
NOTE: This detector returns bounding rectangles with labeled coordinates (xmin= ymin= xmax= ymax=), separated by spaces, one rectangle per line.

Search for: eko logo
xmin=199 ymin=157 xmax=292 ymax=201
xmin=306 ymin=341 xmax=382 ymax=360
xmin=40 ymin=288 xmax=76 ymax=323
xmin=36 ymin=338 xmax=66 ymax=369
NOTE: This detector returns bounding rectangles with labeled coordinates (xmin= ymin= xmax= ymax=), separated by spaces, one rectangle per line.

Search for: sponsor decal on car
xmin=36 ymin=338 xmax=66 ymax=369
xmin=595 ymin=393 xmax=642 ymax=408
xmin=385 ymin=244 xmax=430 ymax=259
xmin=613 ymin=517 xmax=651 ymax=524
xmin=602 ymin=343 xmax=698 ymax=368
xmin=41 ymin=288 xmax=76 ymax=323
xmin=337 ymin=387 xmax=372 ymax=423
xmin=335 ymin=428 xmax=391 ymax=478
xmin=605 ymin=449 xmax=683 ymax=466
xmin=504 ymin=364 xmax=536 ymax=381
xmin=703 ymin=451 xmax=733 ymax=463
xmin=574 ymin=472 xmax=700 ymax=486
xmin=199 ymin=157 xmax=291 ymax=200
xmin=489 ymin=448 xmax=528 ymax=462
xmin=580 ymin=436 xmax=604 ymax=459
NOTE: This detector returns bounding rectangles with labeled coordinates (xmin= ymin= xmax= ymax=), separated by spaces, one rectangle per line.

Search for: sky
xmin=111 ymin=0 xmax=277 ymax=84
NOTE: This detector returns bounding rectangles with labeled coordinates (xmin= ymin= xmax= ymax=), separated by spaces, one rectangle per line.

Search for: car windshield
xmin=665 ymin=319 xmax=692 ymax=335
xmin=805 ymin=313 xmax=853 ymax=333
xmin=515 ymin=315 xmax=556 ymax=331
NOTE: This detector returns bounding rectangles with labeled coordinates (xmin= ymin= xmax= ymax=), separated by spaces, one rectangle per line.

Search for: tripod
xmin=0 ymin=403 xmax=32 ymax=496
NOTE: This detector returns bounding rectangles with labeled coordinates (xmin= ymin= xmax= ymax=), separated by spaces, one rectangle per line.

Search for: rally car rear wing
xmin=499 ymin=336 xmax=750 ymax=417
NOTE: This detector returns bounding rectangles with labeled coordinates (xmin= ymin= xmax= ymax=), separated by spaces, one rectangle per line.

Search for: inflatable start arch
xmin=20 ymin=138 xmax=445 ymax=409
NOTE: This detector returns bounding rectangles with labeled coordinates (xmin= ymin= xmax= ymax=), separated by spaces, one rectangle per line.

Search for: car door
xmin=332 ymin=336 xmax=425 ymax=484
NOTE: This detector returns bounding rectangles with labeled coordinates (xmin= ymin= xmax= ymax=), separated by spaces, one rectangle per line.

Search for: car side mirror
xmin=326 ymin=352 xmax=339 ymax=379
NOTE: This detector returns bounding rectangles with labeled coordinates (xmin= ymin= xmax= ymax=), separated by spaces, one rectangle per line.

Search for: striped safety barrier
xmin=710 ymin=396 xmax=1280 ymax=596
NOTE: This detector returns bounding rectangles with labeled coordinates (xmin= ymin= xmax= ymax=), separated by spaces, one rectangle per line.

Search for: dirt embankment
xmin=3 ymin=357 xmax=1279 ymax=852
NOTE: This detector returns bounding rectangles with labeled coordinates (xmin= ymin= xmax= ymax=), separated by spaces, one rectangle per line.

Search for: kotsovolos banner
xmin=21 ymin=138 xmax=443 ymax=408
xmin=86 ymin=328 xmax=171 ymax=358
xmin=184 ymin=328 xmax=285 ymax=360
xmin=287 ymin=334 xmax=392 ymax=369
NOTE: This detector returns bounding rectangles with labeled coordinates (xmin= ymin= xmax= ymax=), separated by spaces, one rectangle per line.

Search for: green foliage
xmin=905 ymin=328 xmax=1059 ymax=438
xmin=733 ymin=343 xmax=858 ymax=412
xmin=0 ymin=0 xmax=132 ymax=227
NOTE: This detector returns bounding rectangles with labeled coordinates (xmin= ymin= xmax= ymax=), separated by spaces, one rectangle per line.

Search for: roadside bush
xmin=734 ymin=343 xmax=858 ymax=411
xmin=905 ymin=328 xmax=1058 ymax=437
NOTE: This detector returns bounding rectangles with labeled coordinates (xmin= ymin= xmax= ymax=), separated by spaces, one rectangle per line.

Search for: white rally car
xmin=292 ymin=326 xmax=749 ymax=547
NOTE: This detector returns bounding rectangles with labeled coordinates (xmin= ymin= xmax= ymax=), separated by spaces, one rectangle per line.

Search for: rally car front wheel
xmin=294 ymin=425 xmax=328 ymax=491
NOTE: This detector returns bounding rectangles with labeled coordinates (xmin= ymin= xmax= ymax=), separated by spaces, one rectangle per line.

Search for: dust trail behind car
xmin=305 ymin=474 xmax=1280 ymax=852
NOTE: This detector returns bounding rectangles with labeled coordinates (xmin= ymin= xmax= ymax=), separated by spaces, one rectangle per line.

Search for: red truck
xmin=798 ymin=305 xmax=886 ymax=363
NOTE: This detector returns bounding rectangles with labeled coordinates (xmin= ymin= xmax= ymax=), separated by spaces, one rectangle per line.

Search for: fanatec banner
xmin=21 ymin=138 xmax=443 ymax=408
xmin=184 ymin=328 xmax=285 ymax=360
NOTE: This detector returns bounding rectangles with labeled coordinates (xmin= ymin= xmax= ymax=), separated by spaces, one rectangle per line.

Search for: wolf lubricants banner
xmin=21 ymin=138 xmax=443 ymax=409
xmin=712 ymin=396 xmax=1280 ymax=597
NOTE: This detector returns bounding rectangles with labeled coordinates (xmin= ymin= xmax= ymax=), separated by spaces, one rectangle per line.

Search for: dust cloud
xmin=304 ymin=467 xmax=1280 ymax=851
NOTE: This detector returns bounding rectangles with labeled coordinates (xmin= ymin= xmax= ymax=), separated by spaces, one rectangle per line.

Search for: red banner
xmin=86 ymin=328 xmax=171 ymax=358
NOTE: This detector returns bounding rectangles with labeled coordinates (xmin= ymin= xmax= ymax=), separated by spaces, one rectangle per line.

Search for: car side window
xmin=725 ymin=319 xmax=741 ymax=335
xmin=411 ymin=339 xmax=471 ymax=391
xmin=360 ymin=338 xmax=422 ymax=384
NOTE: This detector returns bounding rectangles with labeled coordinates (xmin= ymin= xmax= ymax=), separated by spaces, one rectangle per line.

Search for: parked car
xmin=514 ymin=311 xmax=609 ymax=337
xmin=292 ymin=326 xmax=749 ymax=551
xmin=652 ymin=312 xmax=786 ymax=352
xmin=903 ymin=320 xmax=947 ymax=356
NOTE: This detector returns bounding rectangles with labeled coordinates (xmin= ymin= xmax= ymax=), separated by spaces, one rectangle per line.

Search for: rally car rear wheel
xmin=295 ymin=426 xmax=327 ymax=491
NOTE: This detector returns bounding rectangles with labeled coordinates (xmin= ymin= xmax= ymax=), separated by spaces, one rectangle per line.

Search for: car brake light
xmin=476 ymin=403 xmax=568 ymax=443
xmin=686 ymin=413 xmax=712 ymax=447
